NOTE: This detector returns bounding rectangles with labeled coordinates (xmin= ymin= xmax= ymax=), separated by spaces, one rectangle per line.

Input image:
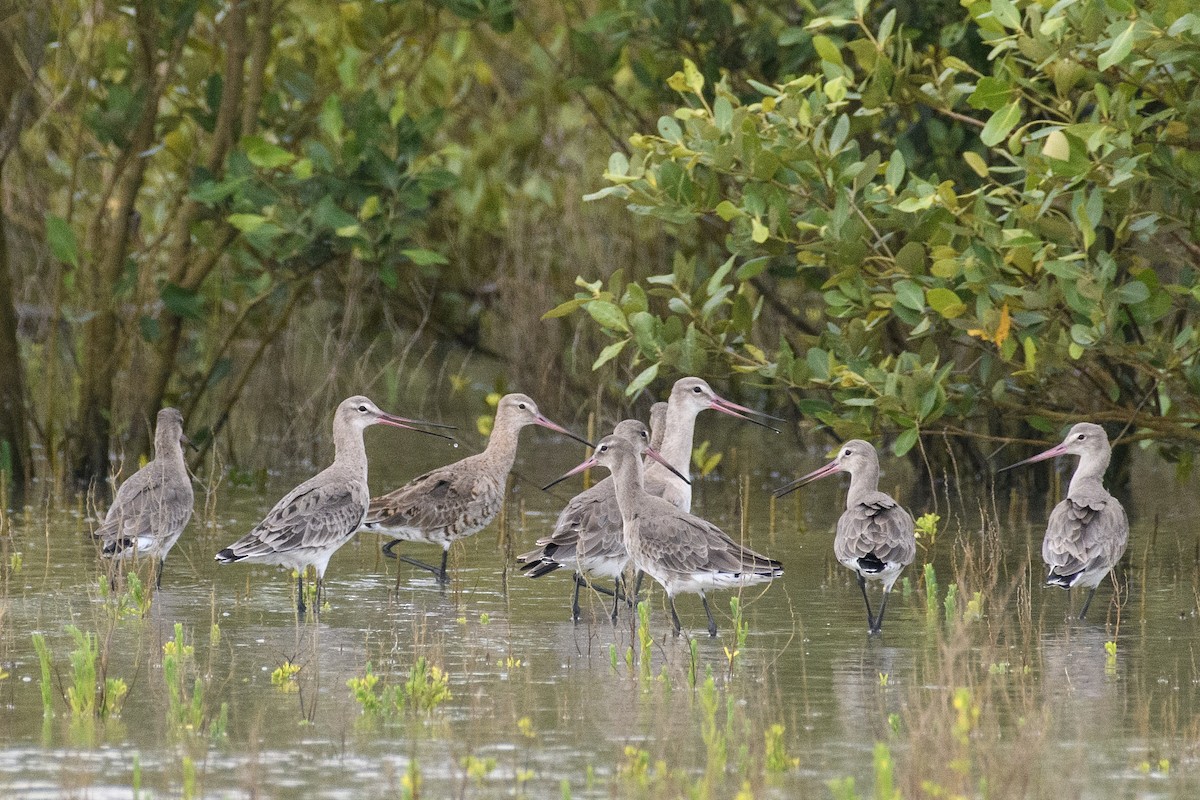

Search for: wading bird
xmin=93 ymin=407 xmax=194 ymax=588
xmin=775 ymin=440 xmax=915 ymax=635
xmin=550 ymin=434 xmax=782 ymax=637
xmin=362 ymin=393 xmax=590 ymax=583
xmin=1001 ymin=423 xmax=1128 ymax=620
xmin=215 ymin=396 xmax=452 ymax=614
xmin=517 ymin=378 xmax=779 ymax=619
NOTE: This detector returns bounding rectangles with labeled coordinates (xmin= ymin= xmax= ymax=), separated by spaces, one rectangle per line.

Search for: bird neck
xmin=332 ymin=417 xmax=368 ymax=478
xmin=608 ymin=450 xmax=647 ymax=523
xmin=845 ymin=463 xmax=880 ymax=509
xmin=1068 ymin=449 xmax=1111 ymax=498
xmin=650 ymin=395 xmax=699 ymax=478
xmin=155 ymin=429 xmax=186 ymax=471
xmin=481 ymin=409 xmax=523 ymax=471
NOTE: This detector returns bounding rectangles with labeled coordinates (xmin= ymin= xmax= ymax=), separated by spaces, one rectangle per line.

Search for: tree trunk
xmin=0 ymin=205 xmax=30 ymax=496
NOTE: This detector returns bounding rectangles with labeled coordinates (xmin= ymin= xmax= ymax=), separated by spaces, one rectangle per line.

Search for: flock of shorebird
xmin=91 ymin=378 xmax=1129 ymax=635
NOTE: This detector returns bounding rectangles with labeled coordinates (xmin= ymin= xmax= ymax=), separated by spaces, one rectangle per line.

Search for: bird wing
xmin=365 ymin=459 xmax=502 ymax=535
xmin=835 ymin=492 xmax=916 ymax=568
xmin=95 ymin=461 xmax=194 ymax=549
xmin=518 ymin=477 xmax=622 ymax=565
xmin=230 ymin=478 xmax=367 ymax=558
xmin=1043 ymin=492 xmax=1128 ymax=578
xmin=642 ymin=506 xmax=780 ymax=575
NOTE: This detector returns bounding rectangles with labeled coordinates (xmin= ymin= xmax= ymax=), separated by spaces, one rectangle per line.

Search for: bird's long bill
xmin=377 ymin=413 xmax=457 ymax=442
xmin=535 ymin=414 xmax=595 ymax=448
xmin=998 ymin=441 xmax=1070 ymax=472
xmin=772 ymin=459 xmax=842 ymax=498
xmin=709 ymin=395 xmax=783 ymax=433
xmin=542 ymin=454 xmax=599 ymax=491
xmin=645 ymin=446 xmax=691 ymax=485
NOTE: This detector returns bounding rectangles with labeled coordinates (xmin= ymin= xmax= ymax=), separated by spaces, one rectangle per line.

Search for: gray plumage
xmin=215 ymin=395 xmax=431 ymax=612
xmin=517 ymin=378 xmax=764 ymax=608
xmin=364 ymin=393 xmax=586 ymax=581
xmin=94 ymin=407 xmax=193 ymax=583
xmin=775 ymin=439 xmax=915 ymax=634
xmin=591 ymin=434 xmax=782 ymax=637
xmin=1008 ymin=422 xmax=1128 ymax=619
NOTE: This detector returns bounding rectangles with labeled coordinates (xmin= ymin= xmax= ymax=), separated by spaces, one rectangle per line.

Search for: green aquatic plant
xmin=944 ymin=583 xmax=959 ymax=623
xmin=162 ymin=622 xmax=225 ymax=739
xmin=924 ymin=563 xmax=940 ymax=618
xmin=32 ymin=633 xmax=53 ymax=717
xmin=64 ymin=625 xmax=125 ymax=719
xmin=462 ymin=754 xmax=497 ymax=786
xmin=347 ymin=663 xmax=404 ymax=717
xmin=636 ymin=601 xmax=653 ymax=680
xmin=764 ymin=724 xmax=797 ymax=773
xmin=914 ymin=513 xmax=941 ymax=549
xmin=692 ymin=440 xmax=723 ymax=476
xmin=828 ymin=742 xmax=900 ymax=800
xmin=405 ymin=656 xmax=452 ymax=713
xmin=271 ymin=660 xmax=301 ymax=693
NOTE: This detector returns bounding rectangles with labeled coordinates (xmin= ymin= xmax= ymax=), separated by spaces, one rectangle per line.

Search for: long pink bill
xmin=710 ymin=395 xmax=783 ymax=434
xmin=998 ymin=441 xmax=1070 ymax=472
xmin=645 ymin=445 xmax=691 ymax=486
xmin=542 ymin=454 xmax=600 ymax=492
xmin=377 ymin=412 xmax=457 ymax=442
xmin=535 ymin=414 xmax=595 ymax=448
xmin=772 ymin=459 xmax=842 ymax=498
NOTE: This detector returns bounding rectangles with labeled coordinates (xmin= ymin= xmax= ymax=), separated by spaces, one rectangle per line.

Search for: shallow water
xmin=2 ymin=425 xmax=1199 ymax=798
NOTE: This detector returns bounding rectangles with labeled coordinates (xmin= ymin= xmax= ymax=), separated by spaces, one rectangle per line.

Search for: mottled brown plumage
xmin=215 ymin=396 xmax=447 ymax=613
xmin=93 ymin=407 xmax=193 ymax=587
xmin=557 ymin=434 xmax=782 ymax=637
xmin=517 ymin=379 xmax=777 ymax=620
xmin=364 ymin=393 xmax=588 ymax=582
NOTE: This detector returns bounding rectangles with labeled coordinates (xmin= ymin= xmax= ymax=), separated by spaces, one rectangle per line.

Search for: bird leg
xmin=669 ymin=596 xmax=683 ymax=636
xmin=857 ymin=573 xmax=878 ymax=633
xmin=296 ymin=571 xmax=306 ymax=615
xmin=700 ymin=593 xmax=718 ymax=638
xmin=381 ymin=539 xmax=402 ymax=559
xmin=571 ymin=573 xmax=583 ymax=622
xmin=610 ymin=576 xmax=622 ymax=624
xmin=870 ymin=590 xmax=892 ymax=635
xmin=155 ymin=559 xmax=165 ymax=590
xmin=395 ymin=551 xmax=451 ymax=584
xmin=1078 ymin=586 xmax=1098 ymax=620
xmin=630 ymin=571 xmax=645 ymax=608
xmin=315 ymin=577 xmax=324 ymax=617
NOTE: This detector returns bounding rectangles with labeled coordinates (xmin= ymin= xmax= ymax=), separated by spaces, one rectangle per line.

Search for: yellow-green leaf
xmin=751 ymin=217 xmax=769 ymax=243
xmin=963 ymin=151 xmax=989 ymax=177
xmin=683 ymin=58 xmax=705 ymax=94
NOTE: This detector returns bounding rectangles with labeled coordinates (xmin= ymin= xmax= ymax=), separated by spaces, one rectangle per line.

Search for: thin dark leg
xmin=700 ymin=593 xmax=718 ymax=637
xmin=571 ymin=573 xmax=583 ymax=622
xmin=1078 ymin=586 xmax=1098 ymax=620
xmin=669 ymin=596 xmax=682 ymax=636
xmin=857 ymin=573 xmax=877 ymax=633
xmin=610 ymin=576 xmax=621 ymax=624
xmin=315 ymin=577 xmax=324 ymax=616
xmin=630 ymin=571 xmax=645 ymax=607
xmin=397 ymin=554 xmax=448 ymax=579
xmin=155 ymin=558 xmax=165 ymax=589
xmin=871 ymin=591 xmax=891 ymax=635
xmin=296 ymin=572 xmax=306 ymax=615
xmin=438 ymin=549 xmax=449 ymax=583
xmin=381 ymin=539 xmax=402 ymax=559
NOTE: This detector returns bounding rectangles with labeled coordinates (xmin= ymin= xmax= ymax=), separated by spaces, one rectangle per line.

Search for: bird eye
xmin=599 ymin=444 xmax=608 ymax=452
xmin=518 ymin=403 xmax=527 ymax=410
xmin=357 ymin=405 xmax=368 ymax=412
xmin=1077 ymin=433 xmax=1085 ymax=440
xmin=844 ymin=449 xmax=851 ymax=456
xmin=692 ymin=386 xmax=702 ymax=393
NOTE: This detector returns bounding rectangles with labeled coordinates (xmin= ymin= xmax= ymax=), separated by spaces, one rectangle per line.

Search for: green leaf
xmin=967 ymin=77 xmax=1013 ymax=112
xmin=715 ymin=200 xmax=743 ymax=221
xmin=963 ymin=151 xmax=989 ymax=177
xmin=607 ymin=152 xmax=629 ymax=177
xmin=683 ymin=58 xmax=705 ymax=94
xmin=812 ymin=35 xmax=844 ymax=66
xmin=586 ymin=300 xmax=630 ymax=332
xmin=1098 ymin=21 xmax=1136 ymax=71
xmin=46 ymin=215 xmax=78 ymax=268
xmin=592 ymin=340 xmax=628 ymax=371
xmin=243 ymin=135 xmax=295 ymax=169
xmin=542 ymin=298 xmax=586 ymax=320
xmin=829 ymin=114 xmax=850 ymax=153
xmin=1115 ymin=282 xmax=1150 ymax=304
xmin=894 ymin=280 xmax=925 ymax=311
xmin=1041 ymin=130 xmax=1070 ymax=160
xmin=989 ymin=0 xmax=1021 ymax=30
xmin=713 ymin=96 xmax=733 ymax=131
xmin=927 ymin=288 xmax=966 ymax=318
xmin=893 ymin=427 xmax=919 ymax=457
xmin=625 ymin=363 xmax=659 ymax=397
xmin=751 ymin=217 xmax=769 ymax=243
xmin=228 ymin=213 xmax=268 ymax=233
xmin=706 ymin=256 xmax=735 ymax=295
xmin=979 ymin=101 xmax=1022 ymax=147
xmin=161 ymin=283 xmax=203 ymax=320
xmin=885 ymin=151 xmax=906 ymax=188
xmin=657 ymin=116 xmax=683 ymax=142
xmin=402 ymin=248 xmax=449 ymax=266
